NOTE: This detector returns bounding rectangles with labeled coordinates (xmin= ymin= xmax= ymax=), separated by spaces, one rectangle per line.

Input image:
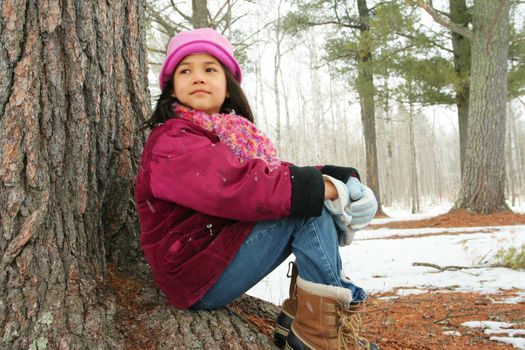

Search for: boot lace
xmin=337 ymin=308 xmax=372 ymax=350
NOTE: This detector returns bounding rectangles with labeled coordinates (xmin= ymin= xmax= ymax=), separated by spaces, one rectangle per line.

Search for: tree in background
xmin=416 ymin=0 xmax=512 ymax=213
xmin=388 ymin=55 xmax=457 ymax=213
xmin=365 ymin=2 xmax=457 ymax=213
xmin=286 ymin=1 xmax=458 ymax=213
xmin=411 ymin=0 xmax=525 ymax=181
xmin=285 ymin=0 xmax=386 ymax=215
xmin=449 ymin=0 xmax=471 ymax=178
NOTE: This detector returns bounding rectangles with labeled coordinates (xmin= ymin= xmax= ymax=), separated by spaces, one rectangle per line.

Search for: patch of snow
xmin=376 ymin=295 xmax=398 ymax=301
xmin=511 ymin=204 xmax=525 ymax=214
xmin=489 ymin=336 xmax=525 ymax=349
xmin=396 ymin=288 xmax=428 ymax=296
xmin=461 ymin=320 xmax=513 ymax=329
xmin=443 ymin=330 xmax=461 ymax=336
xmin=372 ymin=204 xmax=451 ymax=225
xmin=485 ymin=329 xmax=525 ymax=336
xmin=493 ymin=292 xmax=525 ymax=304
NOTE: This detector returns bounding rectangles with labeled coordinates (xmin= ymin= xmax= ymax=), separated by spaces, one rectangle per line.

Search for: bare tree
xmin=407 ymin=88 xmax=421 ymax=213
xmin=273 ymin=0 xmax=284 ymax=152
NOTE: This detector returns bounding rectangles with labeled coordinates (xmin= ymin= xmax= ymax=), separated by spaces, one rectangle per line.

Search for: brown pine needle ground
xmin=371 ymin=209 xmax=525 ymax=229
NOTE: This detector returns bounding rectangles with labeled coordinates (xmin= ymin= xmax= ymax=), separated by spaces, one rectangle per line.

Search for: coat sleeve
xmin=319 ymin=165 xmax=361 ymax=183
xmin=147 ymin=125 xmax=325 ymax=221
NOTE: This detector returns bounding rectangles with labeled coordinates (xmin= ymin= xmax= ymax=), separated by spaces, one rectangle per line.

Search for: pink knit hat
xmin=159 ymin=28 xmax=242 ymax=90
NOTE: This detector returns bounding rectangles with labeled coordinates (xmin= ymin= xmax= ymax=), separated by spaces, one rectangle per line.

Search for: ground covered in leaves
xmin=371 ymin=209 xmax=525 ymax=229
xmin=363 ymin=289 xmax=525 ymax=349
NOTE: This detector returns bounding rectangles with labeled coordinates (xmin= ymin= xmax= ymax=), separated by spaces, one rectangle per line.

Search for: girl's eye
xmin=179 ymin=69 xmax=190 ymax=74
xmin=206 ymin=67 xmax=218 ymax=72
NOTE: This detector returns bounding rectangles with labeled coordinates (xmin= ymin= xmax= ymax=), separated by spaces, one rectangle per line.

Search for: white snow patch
xmin=443 ymin=330 xmax=461 ymax=336
xmin=489 ymin=336 xmax=525 ymax=349
xmin=372 ymin=204 xmax=451 ymax=225
xmin=461 ymin=320 xmax=525 ymax=349
xmin=395 ymin=288 xmax=428 ymax=296
xmin=461 ymin=321 xmax=513 ymax=329
xmin=485 ymin=329 xmax=525 ymax=336
xmin=493 ymin=292 xmax=525 ymax=305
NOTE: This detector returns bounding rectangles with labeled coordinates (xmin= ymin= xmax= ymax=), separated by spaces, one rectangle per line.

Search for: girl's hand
xmin=346 ymin=177 xmax=366 ymax=201
xmin=324 ymin=180 xmax=338 ymax=200
xmin=345 ymin=187 xmax=378 ymax=230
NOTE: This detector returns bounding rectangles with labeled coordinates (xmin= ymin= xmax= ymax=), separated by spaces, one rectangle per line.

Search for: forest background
xmin=146 ymin=0 xmax=525 ymax=215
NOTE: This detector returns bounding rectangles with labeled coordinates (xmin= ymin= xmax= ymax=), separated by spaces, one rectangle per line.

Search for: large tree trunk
xmin=0 ymin=1 xmax=276 ymax=348
xmin=0 ymin=1 xmax=149 ymax=347
xmin=454 ymin=0 xmax=510 ymax=214
xmin=449 ymin=0 xmax=471 ymax=179
xmin=356 ymin=0 xmax=384 ymax=216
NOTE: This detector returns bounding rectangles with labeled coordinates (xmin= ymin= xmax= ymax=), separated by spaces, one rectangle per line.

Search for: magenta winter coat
xmin=135 ymin=118 xmax=359 ymax=308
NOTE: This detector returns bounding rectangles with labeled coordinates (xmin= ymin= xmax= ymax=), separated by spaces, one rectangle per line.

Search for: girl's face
xmin=172 ymin=53 xmax=228 ymax=115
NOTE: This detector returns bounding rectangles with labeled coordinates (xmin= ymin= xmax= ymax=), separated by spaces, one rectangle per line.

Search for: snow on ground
xmin=462 ymin=321 xmax=525 ymax=349
xmin=494 ymin=291 xmax=525 ymax=304
xmin=247 ymin=205 xmax=525 ymax=306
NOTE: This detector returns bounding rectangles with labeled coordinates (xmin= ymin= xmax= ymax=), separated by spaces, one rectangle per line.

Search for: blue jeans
xmin=191 ymin=208 xmax=367 ymax=309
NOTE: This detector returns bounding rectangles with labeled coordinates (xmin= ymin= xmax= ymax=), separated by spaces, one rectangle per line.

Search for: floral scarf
xmin=173 ymin=104 xmax=281 ymax=171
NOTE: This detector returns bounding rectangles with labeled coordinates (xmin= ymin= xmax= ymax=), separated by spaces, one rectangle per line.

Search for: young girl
xmin=135 ymin=28 xmax=378 ymax=350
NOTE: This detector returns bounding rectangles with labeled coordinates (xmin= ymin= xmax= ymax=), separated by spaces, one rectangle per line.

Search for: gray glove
xmin=346 ymin=176 xmax=366 ymax=201
xmin=322 ymin=175 xmax=354 ymax=246
xmin=345 ymin=186 xmax=378 ymax=230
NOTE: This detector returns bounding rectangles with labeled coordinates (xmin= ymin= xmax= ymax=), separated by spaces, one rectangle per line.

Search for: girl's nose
xmin=192 ymin=72 xmax=205 ymax=84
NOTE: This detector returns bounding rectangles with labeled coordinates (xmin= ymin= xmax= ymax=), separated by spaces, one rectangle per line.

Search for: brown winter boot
xmin=273 ymin=261 xmax=299 ymax=348
xmin=285 ymin=276 xmax=378 ymax=350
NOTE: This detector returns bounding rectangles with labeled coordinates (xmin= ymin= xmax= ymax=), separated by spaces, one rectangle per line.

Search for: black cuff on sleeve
xmin=289 ymin=166 xmax=325 ymax=217
xmin=321 ymin=165 xmax=361 ymax=183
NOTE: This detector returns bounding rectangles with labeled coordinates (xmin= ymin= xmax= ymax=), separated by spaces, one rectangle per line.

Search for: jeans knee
xmin=306 ymin=207 xmax=337 ymax=232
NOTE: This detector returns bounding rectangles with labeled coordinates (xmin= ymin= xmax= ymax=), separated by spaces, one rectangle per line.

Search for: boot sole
xmin=286 ymin=328 xmax=381 ymax=350
xmin=273 ymin=310 xmax=294 ymax=348
xmin=285 ymin=329 xmax=313 ymax=350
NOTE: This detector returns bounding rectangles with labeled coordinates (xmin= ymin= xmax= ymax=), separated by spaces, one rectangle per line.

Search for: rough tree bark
xmin=0 ymin=1 xmax=278 ymax=349
xmin=454 ymin=0 xmax=510 ymax=213
xmin=356 ymin=0 xmax=384 ymax=216
xmin=0 ymin=1 xmax=149 ymax=347
xmin=192 ymin=0 xmax=209 ymax=28
xmin=505 ymin=108 xmax=516 ymax=206
xmin=449 ymin=0 xmax=471 ymax=179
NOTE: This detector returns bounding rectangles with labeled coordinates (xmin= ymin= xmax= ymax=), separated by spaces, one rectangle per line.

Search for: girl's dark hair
xmin=142 ymin=63 xmax=254 ymax=129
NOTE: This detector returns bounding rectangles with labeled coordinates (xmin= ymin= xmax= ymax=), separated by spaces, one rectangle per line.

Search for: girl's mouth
xmin=191 ymin=90 xmax=210 ymax=95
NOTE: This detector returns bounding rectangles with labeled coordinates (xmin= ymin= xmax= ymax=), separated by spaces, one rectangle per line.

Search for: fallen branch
xmin=412 ymin=262 xmax=485 ymax=271
xmin=434 ymin=312 xmax=480 ymax=325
